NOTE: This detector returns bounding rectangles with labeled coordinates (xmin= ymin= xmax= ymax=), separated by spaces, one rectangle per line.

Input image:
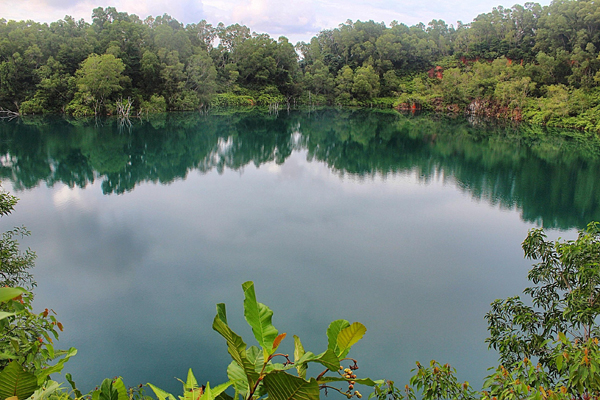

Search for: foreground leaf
xmin=95 ymin=378 xmax=123 ymax=400
xmin=212 ymin=304 xmax=259 ymax=389
xmin=0 ymin=312 xmax=15 ymax=321
xmin=326 ymin=320 xmax=350 ymax=356
xmin=295 ymin=349 xmax=340 ymax=372
xmin=263 ymin=371 xmax=319 ymax=400
xmin=272 ymin=333 xmax=286 ymax=352
xmin=202 ymin=381 xmax=233 ymax=400
xmin=111 ymin=378 xmax=128 ymax=400
xmin=337 ymin=322 xmax=366 ymax=358
xmin=0 ymin=288 xmax=23 ymax=304
xmin=0 ymin=361 xmax=39 ymax=400
xmin=185 ymin=369 xmax=199 ymax=391
xmin=147 ymin=384 xmax=177 ymax=400
xmin=293 ymin=336 xmax=307 ymax=379
xmin=242 ymin=281 xmax=278 ymax=353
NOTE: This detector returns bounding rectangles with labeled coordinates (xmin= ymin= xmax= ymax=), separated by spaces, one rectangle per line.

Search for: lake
xmin=1 ymin=108 xmax=599 ymax=395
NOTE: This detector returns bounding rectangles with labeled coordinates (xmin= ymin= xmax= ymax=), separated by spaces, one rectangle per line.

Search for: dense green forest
xmin=2 ymin=1 xmax=600 ymax=130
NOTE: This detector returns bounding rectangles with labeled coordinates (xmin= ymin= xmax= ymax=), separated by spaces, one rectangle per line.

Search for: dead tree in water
xmin=116 ymin=97 xmax=133 ymax=118
xmin=116 ymin=97 xmax=133 ymax=133
xmin=0 ymin=107 xmax=19 ymax=119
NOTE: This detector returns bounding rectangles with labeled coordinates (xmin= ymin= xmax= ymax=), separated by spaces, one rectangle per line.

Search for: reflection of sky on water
xmin=1 ymin=150 xmax=572 ymax=394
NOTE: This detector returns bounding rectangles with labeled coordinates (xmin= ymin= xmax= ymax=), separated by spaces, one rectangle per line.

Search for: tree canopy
xmin=1 ymin=1 xmax=600 ymax=129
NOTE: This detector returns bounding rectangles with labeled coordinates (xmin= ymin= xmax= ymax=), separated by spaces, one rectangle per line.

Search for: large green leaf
xmin=216 ymin=303 xmax=228 ymax=325
xmin=242 ymin=281 xmax=278 ymax=353
xmin=326 ymin=320 xmax=349 ymax=356
xmin=202 ymin=381 xmax=233 ymax=400
xmin=264 ymin=363 xmax=295 ymax=373
xmin=184 ymin=369 xmax=199 ymax=391
xmin=246 ymin=346 xmax=264 ymax=373
xmin=295 ymin=349 xmax=340 ymax=372
xmin=212 ymin=304 xmax=259 ymax=389
xmin=181 ymin=386 xmax=202 ymax=400
xmin=0 ymin=289 xmax=23 ymax=304
xmin=227 ymin=361 xmax=249 ymax=398
xmin=111 ymin=378 xmax=128 ymax=400
xmin=97 ymin=378 xmax=123 ymax=400
xmin=0 ymin=361 xmax=39 ymax=400
xmin=147 ymin=383 xmax=177 ymax=400
xmin=263 ymin=371 xmax=319 ymax=400
xmin=336 ymin=322 xmax=366 ymax=358
xmin=293 ymin=336 xmax=307 ymax=379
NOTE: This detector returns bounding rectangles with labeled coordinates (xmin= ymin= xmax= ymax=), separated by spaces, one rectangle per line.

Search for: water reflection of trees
xmin=1 ymin=109 xmax=599 ymax=230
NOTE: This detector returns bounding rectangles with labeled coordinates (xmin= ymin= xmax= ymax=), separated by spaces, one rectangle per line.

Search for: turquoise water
xmin=1 ymin=108 xmax=598 ymax=394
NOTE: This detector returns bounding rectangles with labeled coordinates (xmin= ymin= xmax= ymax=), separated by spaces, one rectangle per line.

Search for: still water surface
xmin=1 ymin=108 xmax=600 ymax=394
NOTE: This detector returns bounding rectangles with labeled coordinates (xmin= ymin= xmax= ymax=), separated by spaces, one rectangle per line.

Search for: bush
xmin=139 ymin=94 xmax=167 ymax=114
xmin=210 ymin=93 xmax=256 ymax=107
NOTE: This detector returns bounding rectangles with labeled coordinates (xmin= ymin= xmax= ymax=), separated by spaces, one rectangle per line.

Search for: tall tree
xmin=72 ymin=53 xmax=128 ymax=115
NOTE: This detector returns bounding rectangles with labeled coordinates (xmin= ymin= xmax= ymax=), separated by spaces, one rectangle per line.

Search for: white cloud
xmin=1 ymin=0 xmax=203 ymax=25
xmin=0 ymin=0 xmax=551 ymax=43
xmin=230 ymin=0 xmax=318 ymax=36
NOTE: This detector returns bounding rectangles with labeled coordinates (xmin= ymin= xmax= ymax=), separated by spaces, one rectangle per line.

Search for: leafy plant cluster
xmin=147 ymin=281 xmax=380 ymax=400
xmin=0 ymin=188 xmax=76 ymax=400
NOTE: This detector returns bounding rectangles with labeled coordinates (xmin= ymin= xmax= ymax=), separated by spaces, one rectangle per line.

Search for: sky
xmin=0 ymin=0 xmax=551 ymax=44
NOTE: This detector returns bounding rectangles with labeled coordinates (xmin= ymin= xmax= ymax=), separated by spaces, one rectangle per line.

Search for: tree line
xmin=1 ymin=1 xmax=600 ymax=129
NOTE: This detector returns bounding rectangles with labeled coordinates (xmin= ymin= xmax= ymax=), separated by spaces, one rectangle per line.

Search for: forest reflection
xmin=1 ymin=108 xmax=599 ymax=230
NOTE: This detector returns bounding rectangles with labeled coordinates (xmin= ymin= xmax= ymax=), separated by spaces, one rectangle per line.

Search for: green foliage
xmin=409 ymin=361 xmax=474 ymax=400
xmin=486 ymin=222 xmax=600 ymax=375
xmin=352 ymin=66 xmax=380 ymax=101
xmin=368 ymin=222 xmax=600 ymax=400
xmin=0 ymin=361 xmax=39 ymax=400
xmin=0 ymin=287 xmax=22 ymax=322
xmin=0 ymin=185 xmax=75 ymax=391
xmin=212 ymin=281 xmax=380 ymax=400
xmin=139 ymin=95 xmax=167 ymax=114
xmin=210 ymin=93 xmax=255 ymax=107
xmin=554 ymin=336 xmax=600 ymax=395
xmin=148 ymin=369 xmax=232 ymax=400
xmin=0 ymin=226 xmax=36 ymax=288
xmin=70 ymin=54 xmax=128 ymax=115
xmin=91 ymin=378 xmax=130 ymax=400
xmin=0 ymin=287 xmax=76 ymax=378
xmin=0 ymin=189 xmax=35 ymax=289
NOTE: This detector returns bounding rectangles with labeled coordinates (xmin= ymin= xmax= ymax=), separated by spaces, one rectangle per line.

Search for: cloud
xmin=0 ymin=0 xmax=551 ymax=43
xmin=39 ymin=0 xmax=77 ymax=8
xmin=230 ymin=0 xmax=319 ymax=36
xmin=1 ymin=0 xmax=204 ymax=24
xmin=114 ymin=0 xmax=204 ymax=22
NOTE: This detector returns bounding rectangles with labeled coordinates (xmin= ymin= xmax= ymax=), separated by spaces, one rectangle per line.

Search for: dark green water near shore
xmin=1 ymin=108 xmax=599 ymax=394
